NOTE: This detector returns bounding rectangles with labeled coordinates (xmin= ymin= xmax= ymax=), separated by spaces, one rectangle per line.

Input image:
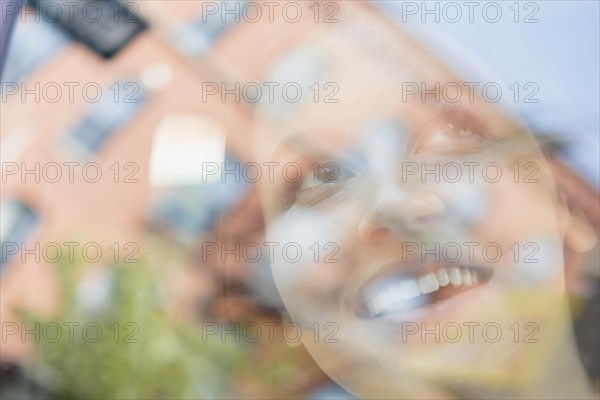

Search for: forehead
xmin=249 ymin=4 xmax=527 ymax=159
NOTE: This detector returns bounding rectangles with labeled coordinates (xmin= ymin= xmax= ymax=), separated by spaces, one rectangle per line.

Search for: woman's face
xmin=254 ymin=9 xmax=569 ymax=399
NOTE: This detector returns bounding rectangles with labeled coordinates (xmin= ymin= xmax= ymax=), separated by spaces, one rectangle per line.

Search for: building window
xmin=174 ymin=0 xmax=248 ymax=57
xmin=62 ymin=81 xmax=147 ymax=158
xmin=0 ymin=200 xmax=38 ymax=272
xmin=2 ymin=16 xmax=70 ymax=84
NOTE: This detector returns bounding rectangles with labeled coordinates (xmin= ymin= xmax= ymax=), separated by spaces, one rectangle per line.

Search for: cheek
xmin=443 ymin=179 xmax=490 ymax=228
xmin=439 ymin=161 xmax=565 ymax=281
xmin=512 ymin=235 xmax=564 ymax=286
xmin=265 ymin=208 xmax=343 ymax=292
xmin=437 ymin=156 xmax=561 ymax=240
xmin=480 ymin=180 xmax=561 ymax=240
xmin=460 ymin=176 xmax=566 ymax=285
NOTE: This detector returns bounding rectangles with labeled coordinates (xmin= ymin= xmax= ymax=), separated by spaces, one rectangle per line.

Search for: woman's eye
xmin=300 ymin=162 xmax=356 ymax=190
xmin=414 ymin=119 xmax=486 ymax=155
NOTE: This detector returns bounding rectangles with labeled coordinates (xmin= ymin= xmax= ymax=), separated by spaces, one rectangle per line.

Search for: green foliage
xmin=18 ymin=256 xmax=247 ymax=399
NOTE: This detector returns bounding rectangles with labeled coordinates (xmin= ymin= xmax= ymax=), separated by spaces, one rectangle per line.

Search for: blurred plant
xmin=17 ymin=253 xmax=246 ymax=399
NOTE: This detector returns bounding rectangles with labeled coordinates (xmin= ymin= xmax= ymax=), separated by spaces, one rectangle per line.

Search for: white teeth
xmin=449 ymin=267 xmax=462 ymax=286
xmin=366 ymin=266 xmax=484 ymax=316
xmin=397 ymin=279 xmax=421 ymax=300
xmin=367 ymin=279 xmax=422 ymax=316
xmin=436 ymin=268 xmax=450 ymax=287
xmin=417 ymin=273 xmax=440 ymax=294
xmin=472 ymin=270 xmax=479 ymax=285
xmin=462 ymin=268 xmax=473 ymax=286
xmin=368 ymin=289 xmax=393 ymax=315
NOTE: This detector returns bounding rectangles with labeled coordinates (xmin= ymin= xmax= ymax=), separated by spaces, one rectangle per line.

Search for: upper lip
xmin=352 ymin=260 xmax=494 ymax=318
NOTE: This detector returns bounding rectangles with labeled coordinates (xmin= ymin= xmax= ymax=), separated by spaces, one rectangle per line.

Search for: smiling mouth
xmin=356 ymin=265 xmax=494 ymax=318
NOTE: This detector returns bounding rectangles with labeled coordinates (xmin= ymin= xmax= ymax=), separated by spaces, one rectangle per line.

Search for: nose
xmin=357 ymin=187 xmax=446 ymax=241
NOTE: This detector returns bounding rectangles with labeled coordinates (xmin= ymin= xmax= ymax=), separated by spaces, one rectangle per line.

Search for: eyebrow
xmin=276 ymin=129 xmax=344 ymax=158
xmin=275 ymin=130 xmax=370 ymax=174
